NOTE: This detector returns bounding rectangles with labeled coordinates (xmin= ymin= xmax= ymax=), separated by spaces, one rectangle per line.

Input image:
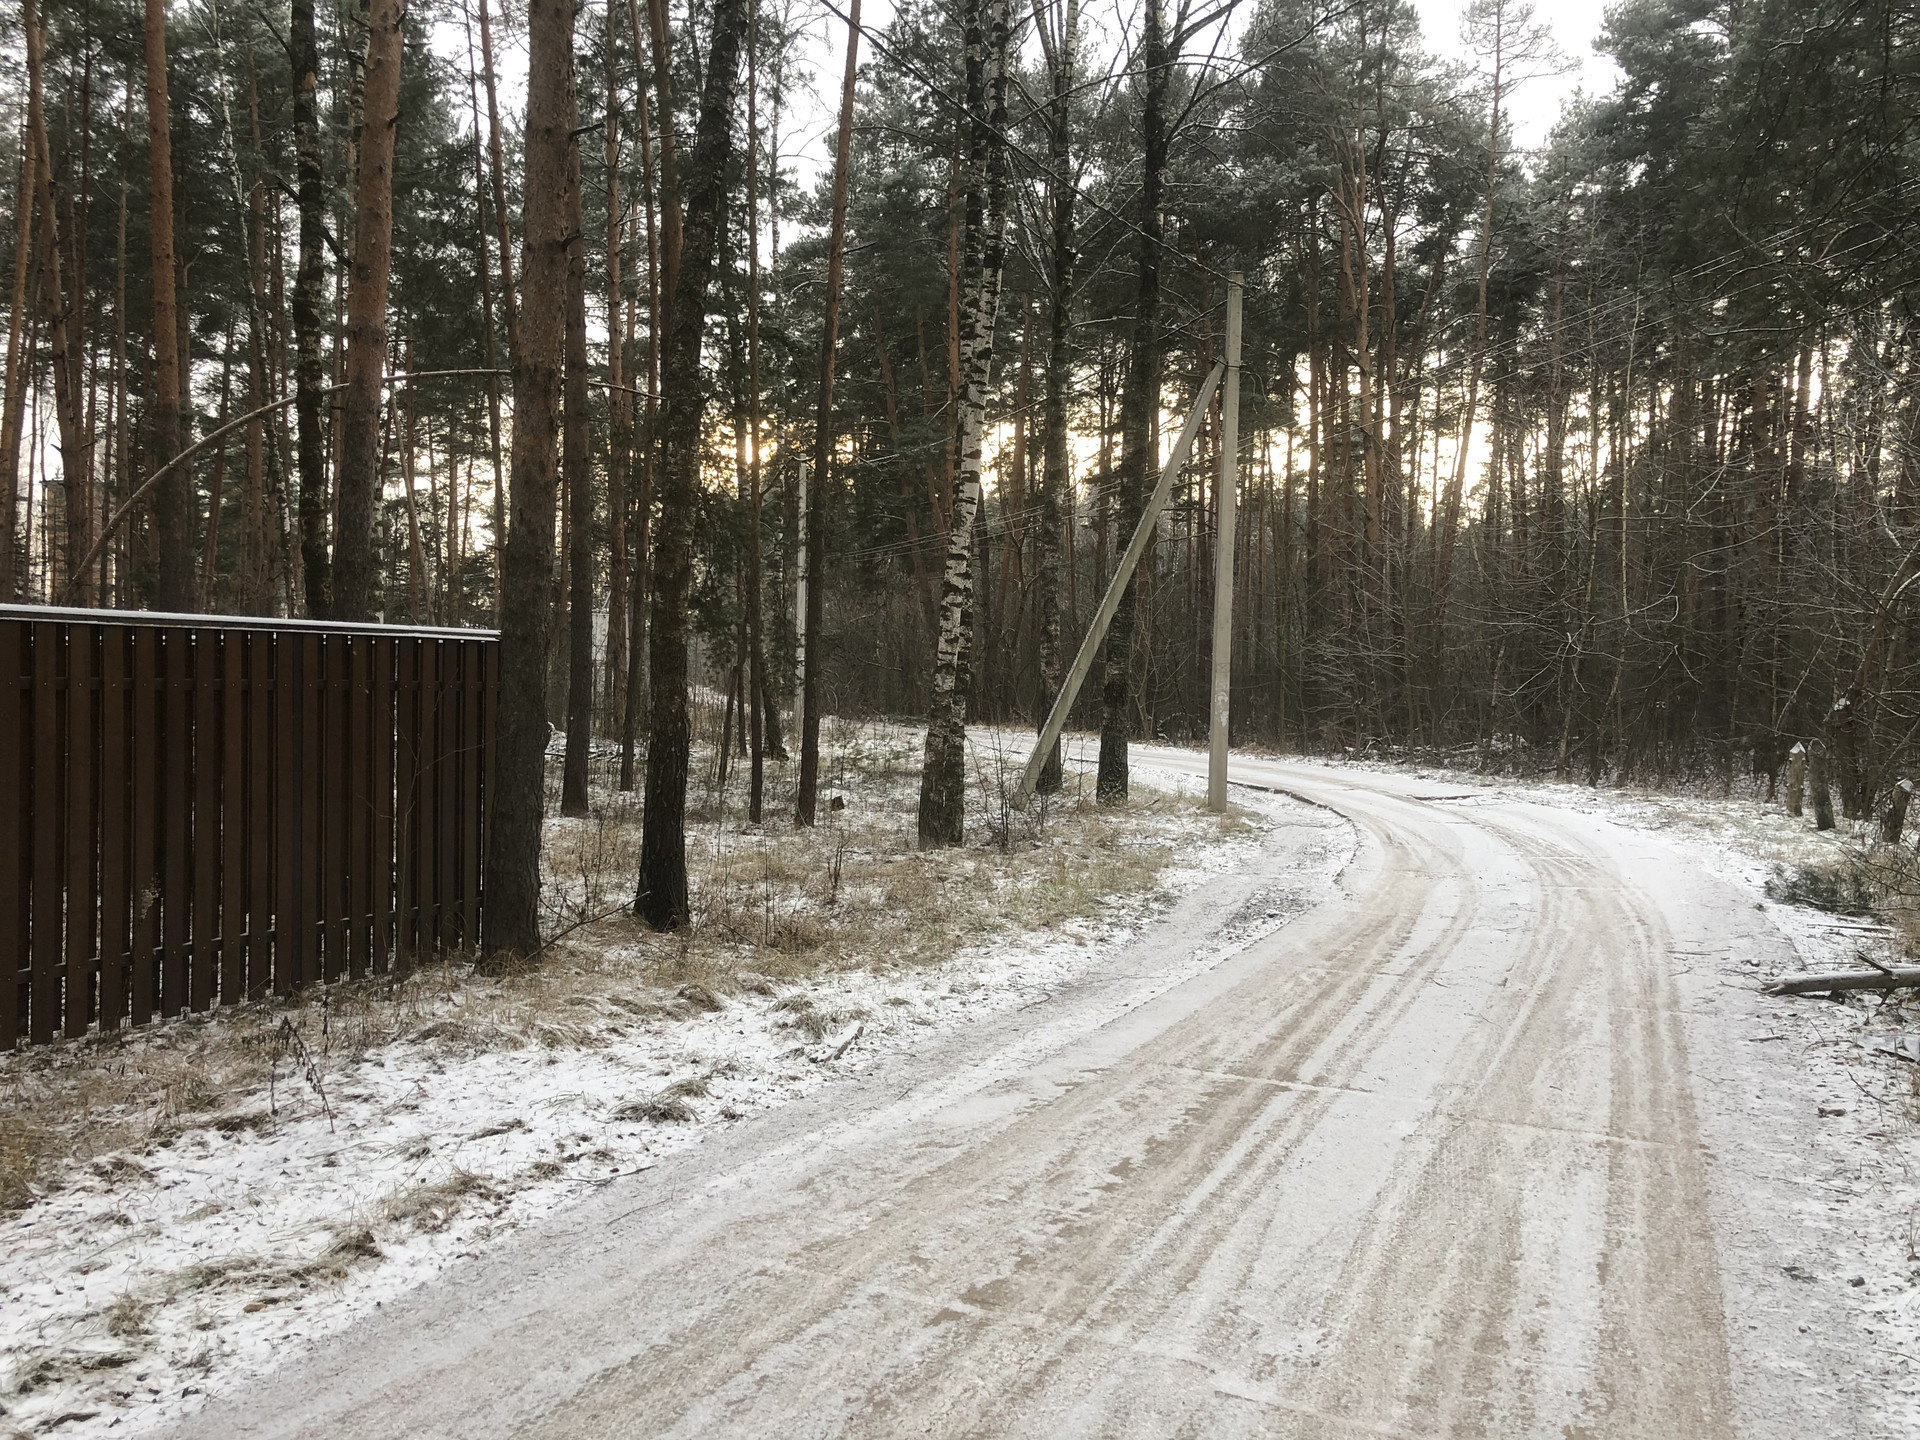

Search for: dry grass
xmin=0 ymin=713 xmax=1237 ymax=1217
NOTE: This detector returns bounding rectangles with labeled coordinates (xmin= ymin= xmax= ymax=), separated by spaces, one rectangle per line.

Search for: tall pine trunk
xmin=485 ymin=0 xmax=577 ymax=962
xmin=26 ymin=2 xmax=91 ymax=605
xmin=144 ymin=0 xmax=191 ymax=611
xmin=332 ymin=0 xmax=403 ymax=620
xmin=1096 ymin=0 xmax=1169 ymax=803
xmin=2 ymin=54 xmax=41 ymax=602
xmin=603 ymin=0 xmax=631 ymax=740
xmin=744 ymin=0 xmax=768 ymax=822
xmin=797 ymin=0 xmax=863 ymax=827
xmin=635 ymin=0 xmax=750 ymax=929
xmin=560 ymin=99 xmax=594 ymax=818
xmin=917 ymin=0 xmax=1012 ymax=847
xmin=1033 ymin=0 xmax=1078 ymax=795
xmin=620 ymin=65 xmax=660 ymax=794
xmin=291 ymin=0 xmax=329 ymax=616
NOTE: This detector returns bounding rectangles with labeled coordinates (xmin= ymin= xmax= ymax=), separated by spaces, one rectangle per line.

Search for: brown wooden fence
xmin=1 ymin=606 xmax=499 ymax=1048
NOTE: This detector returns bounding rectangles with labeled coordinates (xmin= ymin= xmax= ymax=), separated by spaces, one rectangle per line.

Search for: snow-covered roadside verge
xmin=1282 ymin=753 xmax=1920 ymax=1430
xmin=0 ymin=754 xmax=1337 ymax=1440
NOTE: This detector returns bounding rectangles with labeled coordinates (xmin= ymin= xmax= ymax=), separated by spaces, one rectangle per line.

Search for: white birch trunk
xmin=917 ymin=0 xmax=1012 ymax=848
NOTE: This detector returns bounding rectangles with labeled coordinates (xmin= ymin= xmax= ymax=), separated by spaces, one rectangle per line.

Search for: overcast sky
xmin=1410 ymin=0 xmax=1620 ymax=149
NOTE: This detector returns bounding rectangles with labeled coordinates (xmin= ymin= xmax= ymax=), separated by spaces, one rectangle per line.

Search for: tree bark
xmin=1809 ymin=739 xmax=1836 ymax=832
xmin=476 ymin=0 xmax=519 ymax=358
xmin=460 ymin=0 xmax=507 ymax=624
xmin=620 ymin=69 xmax=659 ymax=794
xmin=604 ymin=0 xmax=631 ymax=741
xmin=917 ymin=0 xmax=1013 ymax=847
xmin=26 ymin=3 xmax=92 ymax=607
xmin=1 ymin=76 xmax=40 ymax=601
xmin=744 ymin=0 xmax=767 ymax=823
xmin=643 ymin=0 xmax=685 ymax=306
xmin=1096 ymin=0 xmax=1170 ymax=804
xmin=241 ymin=51 xmax=273 ymax=613
xmin=332 ymin=0 xmax=403 ymax=621
xmin=561 ymin=89 xmax=594 ymax=819
xmin=291 ymin=0 xmax=330 ymax=617
xmin=1032 ymin=0 xmax=1077 ymax=795
xmin=635 ymin=0 xmax=750 ymax=929
xmin=144 ymin=0 xmax=191 ymax=611
xmin=798 ymin=0 xmax=863 ymax=828
xmin=484 ymin=0 xmax=576 ymax=963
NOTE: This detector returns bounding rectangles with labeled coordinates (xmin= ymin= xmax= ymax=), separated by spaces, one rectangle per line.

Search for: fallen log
xmin=1765 ymin=966 xmax=1920 ymax=996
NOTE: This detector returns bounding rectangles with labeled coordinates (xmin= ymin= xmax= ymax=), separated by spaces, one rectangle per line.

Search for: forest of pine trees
xmin=6 ymin=0 xmax=1920 ymax=915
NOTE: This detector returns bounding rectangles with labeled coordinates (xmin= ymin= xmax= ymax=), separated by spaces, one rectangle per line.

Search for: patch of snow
xmin=1250 ymin=751 xmax=1920 ymax=1431
xmin=0 ymin=764 xmax=1330 ymax=1440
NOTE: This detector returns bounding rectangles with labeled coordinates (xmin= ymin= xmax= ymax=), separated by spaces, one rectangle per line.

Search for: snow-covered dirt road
xmin=161 ymin=756 xmax=1875 ymax=1438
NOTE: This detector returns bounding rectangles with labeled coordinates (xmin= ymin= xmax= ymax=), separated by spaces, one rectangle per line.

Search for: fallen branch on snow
xmin=1765 ymin=966 xmax=1920 ymax=996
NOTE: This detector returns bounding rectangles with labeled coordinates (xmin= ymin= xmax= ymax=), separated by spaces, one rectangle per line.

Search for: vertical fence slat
xmin=160 ymin=630 xmax=191 ymax=1016
xmin=323 ymin=635 xmax=349 ymax=982
xmin=371 ymin=637 xmax=394 ymax=975
xmin=1 ymin=622 xmax=24 ymax=1048
xmin=63 ymin=623 xmax=96 ymax=1038
xmin=98 ymin=628 xmax=128 ymax=1032
xmin=347 ymin=635 xmax=372 ymax=979
xmin=273 ymin=633 xmax=302 ymax=995
xmin=418 ymin=640 xmax=442 ymax=954
xmin=395 ymin=639 xmax=419 ymax=973
xmin=479 ymin=641 xmax=498 ymax=953
xmin=190 ymin=631 xmax=221 ymax=1014
xmin=440 ymin=640 xmax=462 ymax=949
xmin=247 ymin=632 xmax=273 ymax=999
xmin=298 ymin=633 xmax=323 ymax=989
xmin=30 ymin=623 xmax=65 ymax=1043
xmin=438 ymin=641 xmax=461 ymax=949
xmin=129 ymin=627 xmax=159 ymax=1027
xmin=457 ymin=642 xmax=481 ymax=949
xmin=220 ymin=632 xmax=246 ymax=1007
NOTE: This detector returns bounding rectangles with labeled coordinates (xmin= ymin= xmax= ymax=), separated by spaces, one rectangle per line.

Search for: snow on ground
xmin=15 ymin=731 xmax=1916 ymax=1436
xmin=0 ymin=746 xmax=1312 ymax=1440
xmin=1296 ymin=751 xmax=1920 ymax=1424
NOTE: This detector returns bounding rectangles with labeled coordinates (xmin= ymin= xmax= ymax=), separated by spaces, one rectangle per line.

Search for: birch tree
xmin=916 ymin=0 xmax=1014 ymax=847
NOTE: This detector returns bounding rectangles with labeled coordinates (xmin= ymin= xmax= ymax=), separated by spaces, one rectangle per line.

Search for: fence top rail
xmin=0 ymin=604 xmax=500 ymax=642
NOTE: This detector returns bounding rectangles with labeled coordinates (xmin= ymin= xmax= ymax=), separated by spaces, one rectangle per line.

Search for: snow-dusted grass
xmin=0 ymin=720 xmax=1271 ymax=1439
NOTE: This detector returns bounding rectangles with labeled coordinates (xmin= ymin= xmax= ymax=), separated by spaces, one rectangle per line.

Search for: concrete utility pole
xmin=1013 ymin=361 xmax=1224 ymax=807
xmin=1207 ymin=273 xmax=1243 ymax=812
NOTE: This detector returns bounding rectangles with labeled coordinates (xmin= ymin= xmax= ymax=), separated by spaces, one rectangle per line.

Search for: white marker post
xmin=1207 ymin=274 xmax=1243 ymax=812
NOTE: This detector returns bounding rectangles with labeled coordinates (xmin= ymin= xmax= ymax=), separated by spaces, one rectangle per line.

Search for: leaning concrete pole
xmin=1013 ymin=361 xmax=1224 ymax=808
xmin=1207 ymin=274 xmax=1243 ymax=812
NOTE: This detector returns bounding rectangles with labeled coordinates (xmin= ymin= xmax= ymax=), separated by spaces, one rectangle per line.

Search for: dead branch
xmin=1765 ymin=966 xmax=1920 ymax=996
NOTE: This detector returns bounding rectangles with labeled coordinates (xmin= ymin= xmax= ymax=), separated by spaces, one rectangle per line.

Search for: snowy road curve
xmin=166 ymin=756 xmax=1866 ymax=1438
